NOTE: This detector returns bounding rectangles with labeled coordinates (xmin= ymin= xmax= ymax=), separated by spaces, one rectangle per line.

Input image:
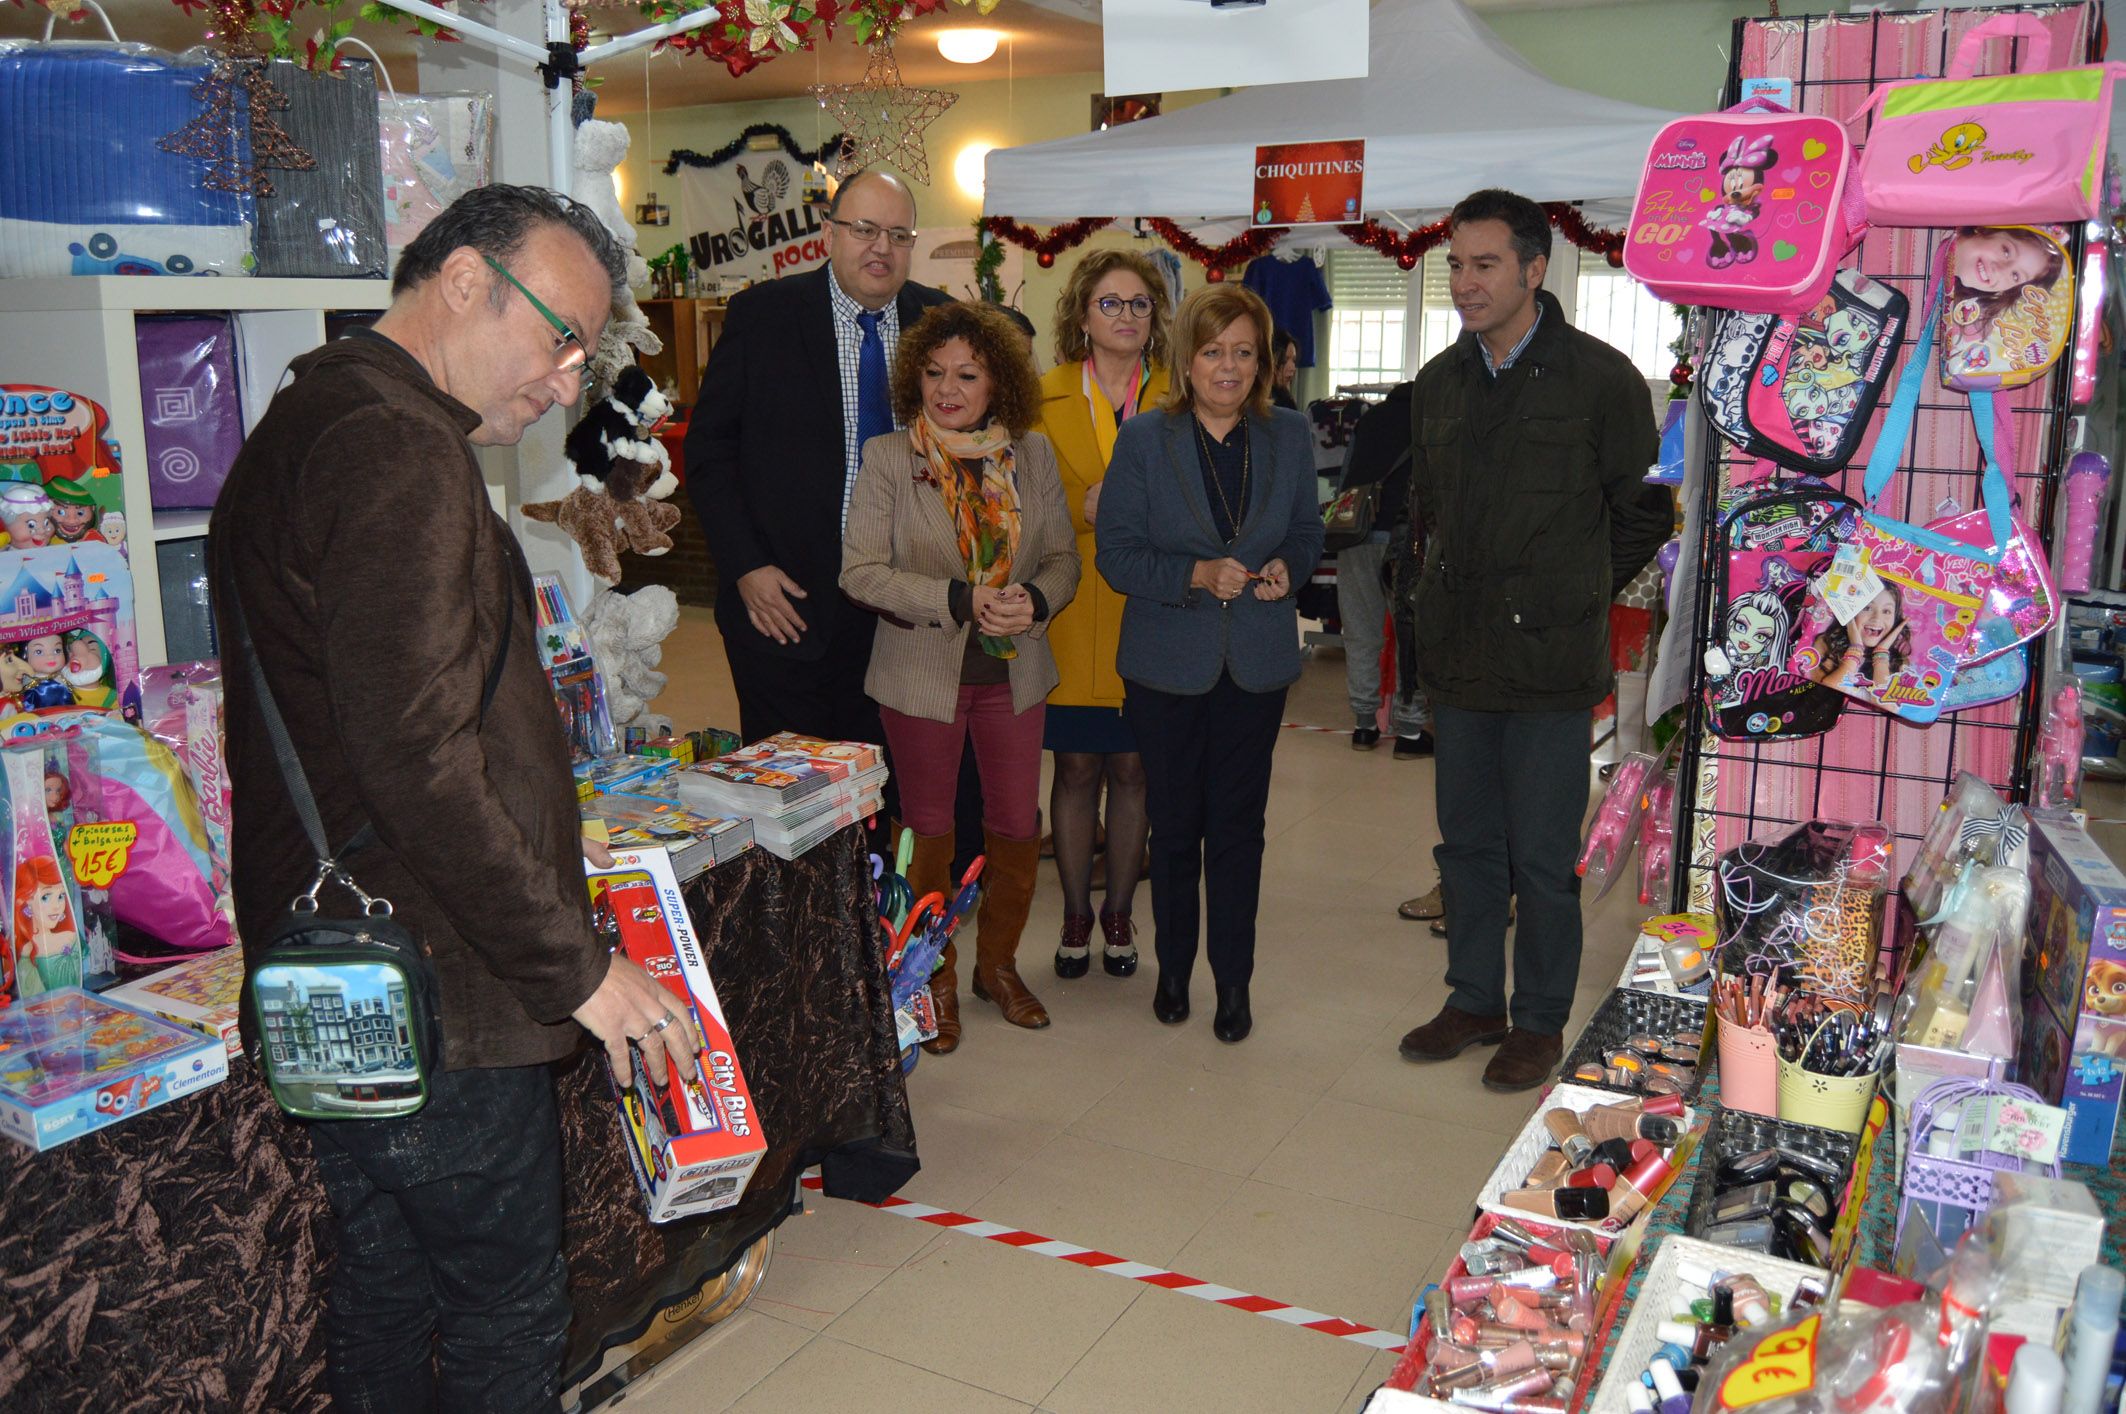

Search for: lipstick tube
xmin=1491 ymin=1294 xmax=1552 ymax=1332
xmin=1427 ymin=1287 xmax=1452 ymax=1341
xmin=1493 ymin=1265 xmax=1562 ymax=1292
xmin=1449 ymin=1369 xmax=1557 ymax=1410
xmin=1448 ymin=1274 xmax=1502 ymax=1308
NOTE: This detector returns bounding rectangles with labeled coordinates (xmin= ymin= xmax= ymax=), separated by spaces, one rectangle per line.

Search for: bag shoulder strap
xmin=229 ymin=541 xmax=519 ymax=870
xmin=1858 ymin=245 xmax=2014 ymax=562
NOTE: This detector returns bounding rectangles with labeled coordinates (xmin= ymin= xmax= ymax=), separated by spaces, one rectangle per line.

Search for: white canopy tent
xmin=981 ymin=0 xmax=1683 ymax=227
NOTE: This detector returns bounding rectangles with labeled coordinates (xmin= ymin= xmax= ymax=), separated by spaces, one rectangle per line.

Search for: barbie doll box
xmin=0 ymin=988 xmax=227 ymax=1152
xmin=2015 ymin=810 xmax=2126 ymax=1166
xmin=102 ymin=945 xmax=243 ymax=1058
xmin=586 ymin=846 xmax=765 ymax=1222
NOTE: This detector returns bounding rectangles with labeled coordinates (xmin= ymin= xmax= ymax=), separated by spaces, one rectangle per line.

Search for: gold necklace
xmin=1193 ymin=415 xmax=1249 ymax=541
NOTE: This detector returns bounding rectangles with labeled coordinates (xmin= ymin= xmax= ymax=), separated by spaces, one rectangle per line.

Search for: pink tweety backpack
xmin=1625 ymin=97 xmax=1866 ymax=315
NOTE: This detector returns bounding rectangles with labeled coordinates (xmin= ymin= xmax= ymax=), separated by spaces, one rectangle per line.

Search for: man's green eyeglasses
xmin=484 ymin=254 xmax=587 ymax=374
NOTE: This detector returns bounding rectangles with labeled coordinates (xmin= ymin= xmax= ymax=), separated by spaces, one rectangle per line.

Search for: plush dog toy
xmin=566 ymin=365 xmax=677 ymax=502
xmin=521 ymin=485 xmax=681 ymax=585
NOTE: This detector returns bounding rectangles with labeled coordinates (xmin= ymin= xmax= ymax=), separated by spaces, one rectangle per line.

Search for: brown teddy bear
xmin=521 ymin=485 xmax=680 ymax=584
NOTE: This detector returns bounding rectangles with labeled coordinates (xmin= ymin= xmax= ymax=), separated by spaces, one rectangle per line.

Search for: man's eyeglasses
xmin=483 ymin=254 xmax=587 ymax=373
xmin=1093 ymin=295 xmax=1156 ymax=319
xmin=826 ymin=217 xmax=919 ymax=249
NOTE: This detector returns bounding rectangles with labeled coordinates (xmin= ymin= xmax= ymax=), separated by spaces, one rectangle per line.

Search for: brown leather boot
xmin=969 ymin=830 xmax=1049 ymax=1029
xmin=905 ymin=828 xmax=962 ymax=1055
xmin=1397 ymin=1004 xmax=1509 ymax=1062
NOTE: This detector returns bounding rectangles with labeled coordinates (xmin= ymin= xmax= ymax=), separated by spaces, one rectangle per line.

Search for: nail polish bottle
xmin=1625 ymin=1381 xmax=1655 ymax=1414
xmin=1644 ymin=1341 xmax=1692 ymax=1375
xmin=1720 ymin=1275 xmax=1772 ymax=1328
xmin=1654 ymin=1319 xmax=1720 ymax=1362
xmin=1649 ymin=1359 xmax=1691 ymax=1414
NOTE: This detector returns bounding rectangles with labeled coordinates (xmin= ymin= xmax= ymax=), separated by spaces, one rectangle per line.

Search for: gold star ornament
xmin=808 ymin=40 xmax=957 ymax=186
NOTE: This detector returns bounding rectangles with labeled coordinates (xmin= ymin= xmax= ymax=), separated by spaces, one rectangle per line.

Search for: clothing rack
xmin=1669 ymin=2 xmax=2099 ymax=914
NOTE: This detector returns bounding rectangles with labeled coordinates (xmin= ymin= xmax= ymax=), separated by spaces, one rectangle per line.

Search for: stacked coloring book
xmin=582 ymin=789 xmax=753 ymax=881
xmin=676 ymin=734 xmax=887 ymax=860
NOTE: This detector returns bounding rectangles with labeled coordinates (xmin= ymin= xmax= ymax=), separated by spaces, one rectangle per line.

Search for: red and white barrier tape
xmin=798 ymin=1174 xmax=1407 ymax=1353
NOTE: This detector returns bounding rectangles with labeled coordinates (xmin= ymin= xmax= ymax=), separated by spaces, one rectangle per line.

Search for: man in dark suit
xmin=684 ymin=169 xmax=952 ymax=748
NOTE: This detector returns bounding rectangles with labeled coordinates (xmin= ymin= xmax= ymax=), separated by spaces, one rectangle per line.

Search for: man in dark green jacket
xmin=1395 ymin=189 xmax=1674 ymax=1093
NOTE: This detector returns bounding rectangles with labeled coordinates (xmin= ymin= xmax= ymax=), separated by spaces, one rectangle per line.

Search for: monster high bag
xmin=1625 ymin=97 xmax=1866 ymax=315
xmin=1702 ymin=470 xmax=1859 ymax=741
xmin=1701 ymin=269 xmax=1908 ymax=473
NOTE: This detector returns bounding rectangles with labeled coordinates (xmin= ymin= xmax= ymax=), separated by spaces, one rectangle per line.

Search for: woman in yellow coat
xmin=1031 ymin=249 xmax=1172 ymax=982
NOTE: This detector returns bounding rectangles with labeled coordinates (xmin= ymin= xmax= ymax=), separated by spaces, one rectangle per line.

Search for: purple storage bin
xmin=137 ymin=315 xmax=243 ymax=511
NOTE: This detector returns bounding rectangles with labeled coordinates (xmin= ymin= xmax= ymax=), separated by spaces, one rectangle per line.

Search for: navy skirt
xmin=1042 ymin=704 xmax=1136 ymax=755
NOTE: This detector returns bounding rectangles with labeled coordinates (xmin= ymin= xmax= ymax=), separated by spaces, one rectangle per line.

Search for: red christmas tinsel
xmin=1143 ymin=218 xmax=1284 ymax=277
xmin=981 ymin=215 xmax=1117 ymax=265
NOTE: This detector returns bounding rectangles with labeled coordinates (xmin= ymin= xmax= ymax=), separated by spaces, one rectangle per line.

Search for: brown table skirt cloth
xmin=0 ymin=827 xmax=917 ymax=1411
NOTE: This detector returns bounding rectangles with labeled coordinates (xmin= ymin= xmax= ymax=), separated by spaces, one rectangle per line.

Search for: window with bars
xmin=1324 ymin=249 xmax=1410 ymax=393
xmin=1574 ymin=266 xmax=1684 ymax=382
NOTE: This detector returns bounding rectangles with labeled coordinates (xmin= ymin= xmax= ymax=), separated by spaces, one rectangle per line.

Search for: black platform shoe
xmin=1054 ymin=914 xmax=1093 ymax=979
xmin=1213 ymin=985 xmax=1252 ymax=1044
xmin=1153 ymin=972 xmax=1189 ymax=1024
xmin=1100 ymin=910 xmax=1138 ymax=977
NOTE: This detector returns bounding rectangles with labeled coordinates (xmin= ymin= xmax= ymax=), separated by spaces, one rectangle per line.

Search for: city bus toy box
xmin=586 ymin=846 xmax=765 ymax=1222
xmin=2017 ymin=810 xmax=2126 ymax=1167
xmin=0 ymin=987 xmax=228 ymax=1152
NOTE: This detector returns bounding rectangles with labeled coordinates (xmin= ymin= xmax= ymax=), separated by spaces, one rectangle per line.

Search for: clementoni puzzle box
xmin=0 ymin=987 xmax=228 ymax=1151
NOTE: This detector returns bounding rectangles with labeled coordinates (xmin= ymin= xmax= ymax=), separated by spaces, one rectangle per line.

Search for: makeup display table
xmin=0 ymin=827 xmax=914 ymax=1412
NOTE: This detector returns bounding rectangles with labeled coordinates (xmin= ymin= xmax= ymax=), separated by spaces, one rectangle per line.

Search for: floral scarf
xmin=910 ymin=413 xmax=1021 ymax=659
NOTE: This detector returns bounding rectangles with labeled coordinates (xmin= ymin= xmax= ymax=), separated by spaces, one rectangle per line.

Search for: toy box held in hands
xmin=0 ymin=987 xmax=228 ymax=1152
xmin=2016 ymin=809 xmax=2126 ymax=1166
xmin=586 ymin=846 xmax=765 ymax=1222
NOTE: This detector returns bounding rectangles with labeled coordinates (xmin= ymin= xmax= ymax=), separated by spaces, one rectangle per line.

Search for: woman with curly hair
xmin=1031 ymin=249 xmax=1173 ymax=983
xmin=842 ymin=301 xmax=1082 ymax=1054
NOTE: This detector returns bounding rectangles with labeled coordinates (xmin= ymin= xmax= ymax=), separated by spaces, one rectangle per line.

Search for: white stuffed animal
xmin=571 ymin=118 xmax=663 ymax=397
xmin=582 ymin=584 xmax=680 ymax=727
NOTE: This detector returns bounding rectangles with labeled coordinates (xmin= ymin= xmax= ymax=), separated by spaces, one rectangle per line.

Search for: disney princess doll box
xmin=0 ymin=987 xmax=227 ymax=1152
xmin=2017 ymin=810 xmax=2126 ymax=1166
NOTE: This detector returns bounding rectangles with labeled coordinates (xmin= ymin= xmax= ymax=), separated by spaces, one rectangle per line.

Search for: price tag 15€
xmin=67 ymin=820 xmax=139 ymax=889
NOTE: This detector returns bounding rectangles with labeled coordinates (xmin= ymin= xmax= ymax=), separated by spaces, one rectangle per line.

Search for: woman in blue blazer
xmin=1094 ymin=284 xmax=1324 ymax=1043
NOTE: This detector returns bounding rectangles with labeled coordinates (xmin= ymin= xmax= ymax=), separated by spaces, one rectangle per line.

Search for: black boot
xmin=1213 ymin=985 xmax=1252 ymax=1044
xmin=1153 ymin=971 xmax=1189 ymax=1024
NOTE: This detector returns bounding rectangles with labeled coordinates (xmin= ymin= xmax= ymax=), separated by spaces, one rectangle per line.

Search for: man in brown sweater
xmin=211 ymin=186 xmax=704 ymax=1412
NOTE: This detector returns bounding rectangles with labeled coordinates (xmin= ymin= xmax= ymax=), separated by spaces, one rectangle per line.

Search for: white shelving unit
xmin=0 ymin=276 xmax=393 ymax=665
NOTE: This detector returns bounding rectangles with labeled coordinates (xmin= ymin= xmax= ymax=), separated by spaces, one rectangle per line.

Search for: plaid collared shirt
xmin=827 ymin=266 xmax=902 ymax=532
xmin=1477 ymin=303 xmax=1544 ymax=376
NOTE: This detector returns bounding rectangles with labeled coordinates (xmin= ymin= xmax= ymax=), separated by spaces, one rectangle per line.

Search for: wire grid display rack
xmin=1673 ymin=2 xmax=2102 ymax=916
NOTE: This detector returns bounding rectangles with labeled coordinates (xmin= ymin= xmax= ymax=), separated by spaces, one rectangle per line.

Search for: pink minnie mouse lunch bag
xmin=1625 ymin=97 xmax=1866 ymax=315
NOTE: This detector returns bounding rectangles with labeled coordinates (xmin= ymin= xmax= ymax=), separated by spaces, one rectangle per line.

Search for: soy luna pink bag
xmin=1625 ymin=97 xmax=1867 ymax=315
xmin=1853 ymin=14 xmax=2120 ymax=227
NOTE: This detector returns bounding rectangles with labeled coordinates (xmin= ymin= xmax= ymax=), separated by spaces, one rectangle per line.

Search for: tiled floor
xmin=588 ymin=607 xmax=1649 ymax=1413
xmin=600 ymin=607 xmax=2126 ymax=1413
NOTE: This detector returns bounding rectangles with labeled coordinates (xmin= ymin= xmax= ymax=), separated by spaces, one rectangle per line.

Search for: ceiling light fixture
xmin=937 ymin=29 xmax=1001 ymax=64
